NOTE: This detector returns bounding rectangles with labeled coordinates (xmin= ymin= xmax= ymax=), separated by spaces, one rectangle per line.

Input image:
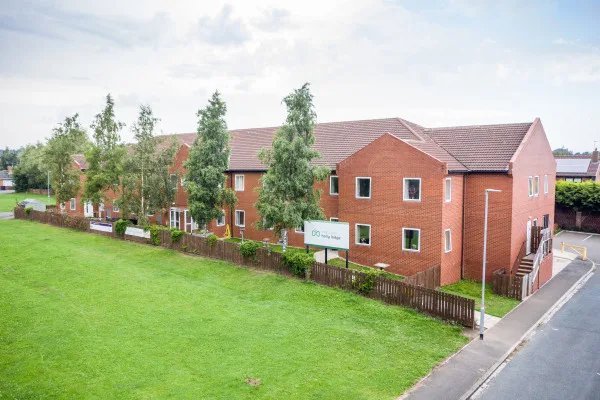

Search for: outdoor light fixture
xmin=481 ymin=188 xmax=502 ymax=340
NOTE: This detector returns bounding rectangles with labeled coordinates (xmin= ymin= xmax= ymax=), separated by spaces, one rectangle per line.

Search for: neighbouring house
xmin=555 ymin=149 xmax=600 ymax=182
xmin=0 ymin=166 xmax=14 ymax=190
xmin=64 ymin=117 xmax=555 ymax=287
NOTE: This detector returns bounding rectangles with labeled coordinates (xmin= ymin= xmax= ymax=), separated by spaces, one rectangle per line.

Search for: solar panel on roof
xmin=556 ymin=158 xmax=590 ymax=173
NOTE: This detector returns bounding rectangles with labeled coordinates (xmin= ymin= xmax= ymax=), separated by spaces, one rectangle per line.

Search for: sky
xmin=0 ymin=0 xmax=598 ymax=151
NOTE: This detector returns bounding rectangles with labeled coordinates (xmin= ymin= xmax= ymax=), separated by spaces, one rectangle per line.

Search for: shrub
xmin=115 ymin=219 xmax=129 ymax=236
xmin=24 ymin=206 xmax=33 ymax=215
xmin=239 ymin=240 xmax=261 ymax=259
xmin=352 ymin=268 xmax=381 ymax=295
xmin=148 ymin=225 xmax=164 ymax=246
xmin=170 ymin=228 xmax=184 ymax=242
xmin=207 ymin=233 xmax=219 ymax=247
xmin=283 ymin=252 xmax=314 ymax=278
xmin=556 ymin=180 xmax=600 ymax=211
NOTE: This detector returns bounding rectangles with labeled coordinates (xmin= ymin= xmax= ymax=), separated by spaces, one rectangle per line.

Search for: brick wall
xmin=441 ymin=174 xmax=464 ymax=285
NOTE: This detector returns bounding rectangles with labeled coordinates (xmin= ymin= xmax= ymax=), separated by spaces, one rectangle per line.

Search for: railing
xmin=560 ymin=242 xmax=588 ymax=261
xmin=528 ymin=228 xmax=552 ymax=293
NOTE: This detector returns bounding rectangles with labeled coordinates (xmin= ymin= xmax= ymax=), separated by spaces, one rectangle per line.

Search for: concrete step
xmin=520 ymin=259 xmax=534 ymax=265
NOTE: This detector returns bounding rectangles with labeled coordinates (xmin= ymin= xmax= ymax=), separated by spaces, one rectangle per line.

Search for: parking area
xmin=554 ymin=230 xmax=600 ymax=263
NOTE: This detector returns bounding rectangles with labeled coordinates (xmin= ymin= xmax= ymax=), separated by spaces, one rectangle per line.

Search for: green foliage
xmin=207 ymin=233 xmax=219 ymax=247
xmin=555 ymin=180 xmax=600 ymax=211
xmin=552 ymin=147 xmax=591 ymax=156
xmin=239 ymin=240 xmax=261 ymax=259
xmin=352 ymin=268 xmax=381 ymax=295
xmin=185 ymin=91 xmax=237 ymax=229
xmin=114 ymin=219 xmax=129 ymax=236
xmin=13 ymin=144 xmax=47 ymax=192
xmin=24 ymin=206 xmax=33 ymax=215
xmin=84 ymin=94 xmax=126 ymax=211
xmin=441 ymin=280 xmax=520 ymax=318
xmin=148 ymin=225 xmax=165 ymax=246
xmin=256 ymin=83 xmax=328 ymax=238
xmin=0 ymin=146 xmax=19 ymax=170
xmin=44 ymin=114 xmax=89 ymax=204
xmin=283 ymin=251 xmax=314 ymax=278
xmin=119 ymin=105 xmax=177 ymax=226
xmin=170 ymin=228 xmax=184 ymax=242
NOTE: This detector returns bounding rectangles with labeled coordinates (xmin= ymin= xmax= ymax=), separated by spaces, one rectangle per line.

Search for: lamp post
xmin=47 ymin=171 xmax=50 ymax=199
xmin=480 ymin=188 xmax=502 ymax=340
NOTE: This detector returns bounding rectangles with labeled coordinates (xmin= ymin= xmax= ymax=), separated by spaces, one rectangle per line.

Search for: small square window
xmin=330 ymin=175 xmax=339 ymax=195
xmin=444 ymin=229 xmax=452 ymax=253
xmin=235 ymin=175 xmax=245 ymax=191
xmin=295 ymin=224 xmax=305 ymax=234
xmin=402 ymin=228 xmax=420 ymax=252
xmin=235 ymin=210 xmax=245 ymax=227
xmin=69 ymin=198 xmax=76 ymax=210
xmin=355 ymin=177 xmax=371 ymax=199
xmin=216 ymin=210 xmax=225 ymax=226
xmin=403 ymin=178 xmax=421 ymax=201
xmin=355 ymin=224 xmax=371 ymax=245
xmin=445 ymin=178 xmax=452 ymax=202
xmin=330 ymin=217 xmax=339 ymax=222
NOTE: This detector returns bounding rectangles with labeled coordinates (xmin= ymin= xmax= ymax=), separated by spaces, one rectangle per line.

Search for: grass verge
xmin=440 ymin=279 xmax=520 ymax=317
xmin=0 ymin=192 xmax=56 ymax=212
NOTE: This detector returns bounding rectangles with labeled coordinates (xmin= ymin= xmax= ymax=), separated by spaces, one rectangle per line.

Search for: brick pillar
xmin=576 ymin=211 xmax=582 ymax=229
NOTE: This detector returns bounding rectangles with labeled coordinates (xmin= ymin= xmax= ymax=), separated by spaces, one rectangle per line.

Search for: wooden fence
xmin=14 ymin=208 xmax=475 ymax=327
xmin=404 ymin=265 xmax=441 ymax=289
xmin=492 ymin=269 xmax=524 ymax=300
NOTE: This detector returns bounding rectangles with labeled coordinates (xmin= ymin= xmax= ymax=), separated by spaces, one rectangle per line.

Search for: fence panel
xmin=404 ymin=265 xmax=441 ymax=289
xmin=492 ymin=270 xmax=523 ymax=300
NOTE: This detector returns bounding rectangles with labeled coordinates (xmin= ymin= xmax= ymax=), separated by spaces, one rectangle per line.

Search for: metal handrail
xmin=528 ymin=228 xmax=551 ymax=292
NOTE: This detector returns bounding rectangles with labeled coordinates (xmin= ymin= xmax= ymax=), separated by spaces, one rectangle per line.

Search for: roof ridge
xmin=426 ymin=121 xmax=533 ymax=131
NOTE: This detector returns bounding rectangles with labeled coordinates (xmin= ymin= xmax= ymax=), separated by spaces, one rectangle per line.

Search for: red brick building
xmin=65 ymin=117 xmax=555 ymax=286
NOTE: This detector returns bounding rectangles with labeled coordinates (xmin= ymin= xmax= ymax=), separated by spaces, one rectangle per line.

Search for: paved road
xmin=556 ymin=230 xmax=600 ymax=262
xmin=472 ymin=232 xmax=600 ymax=400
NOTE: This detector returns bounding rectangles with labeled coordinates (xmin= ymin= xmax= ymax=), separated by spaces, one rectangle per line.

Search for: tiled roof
xmin=165 ymin=118 xmax=536 ymax=173
xmin=0 ymin=170 xmax=11 ymax=179
xmin=555 ymin=154 xmax=600 ymax=177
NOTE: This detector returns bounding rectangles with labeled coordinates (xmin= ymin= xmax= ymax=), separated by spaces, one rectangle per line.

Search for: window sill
xmin=402 ymin=248 xmax=420 ymax=253
xmin=355 ymin=196 xmax=371 ymax=200
xmin=355 ymin=243 xmax=371 ymax=247
xmin=403 ymin=198 xmax=422 ymax=202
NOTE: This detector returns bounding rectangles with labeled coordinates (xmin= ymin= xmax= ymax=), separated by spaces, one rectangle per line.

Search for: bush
xmin=170 ymin=228 xmax=184 ymax=242
xmin=24 ymin=206 xmax=33 ymax=215
xmin=283 ymin=252 xmax=314 ymax=278
xmin=556 ymin=180 xmax=600 ymax=211
xmin=352 ymin=268 xmax=381 ymax=295
xmin=207 ymin=233 xmax=219 ymax=247
xmin=148 ymin=225 xmax=164 ymax=246
xmin=239 ymin=240 xmax=261 ymax=259
xmin=115 ymin=219 xmax=129 ymax=236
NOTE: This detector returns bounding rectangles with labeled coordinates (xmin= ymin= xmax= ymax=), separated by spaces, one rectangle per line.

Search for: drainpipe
xmin=229 ymin=172 xmax=234 ymax=236
xmin=460 ymin=173 xmax=467 ymax=279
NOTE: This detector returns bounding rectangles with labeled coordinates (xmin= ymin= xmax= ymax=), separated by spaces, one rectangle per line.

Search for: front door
xmin=170 ymin=208 xmax=181 ymax=229
xmin=526 ymin=219 xmax=532 ymax=254
xmin=84 ymin=201 xmax=94 ymax=218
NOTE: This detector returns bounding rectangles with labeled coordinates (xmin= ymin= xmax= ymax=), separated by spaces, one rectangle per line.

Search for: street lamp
xmin=480 ymin=188 xmax=502 ymax=340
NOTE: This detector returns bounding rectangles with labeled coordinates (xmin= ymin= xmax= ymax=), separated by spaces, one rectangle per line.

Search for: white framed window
xmin=574 ymin=178 xmax=582 ymax=183
xmin=355 ymin=224 xmax=371 ymax=246
xmin=330 ymin=217 xmax=339 ymax=222
xmin=235 ymin=210 xmax=245 ymax=227
xmin=445 ymin=177 xmax=452 ymax=202
xmin=113 ymin=205 xmax=120 ymax=213
xmin=180 ymin=177 xmax=186 ymax=187
xmin=330 ymin=175 xmax=339 ymax=195
xmin=216 ymin=210 xmax=225 ymax=226
xmin=402 ymin=228 xmax=421 ymax=252
xmin=355 ymin=177 xmax=371 ymax=199
xmin=60 ymin=202 xmax=65 ymax=210
xmin=528 ymin=176 xmax=534 ymax=197
xmin=295 ymin=224 xmax=305 ymax=234
xmin=534 ymin=176 xmax=540 ymax=196
xmin=69 ymin=198 xmax=76 ymax=210
xmin=403 ymin=178 xmax=421 ymax=201
xmin=544 ymin=175 xmax=548 ymax=194
xmin=444 ymin=229 xmax=452 ymax=253
xmin=170 ymin=174 xmax=178 ymax=190
xmin=234 ymin=174 xmax=245 ymax=191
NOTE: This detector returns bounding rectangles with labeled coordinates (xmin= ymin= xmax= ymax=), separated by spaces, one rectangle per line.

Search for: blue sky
xmin=0 ymin=0 xmax=598 ymax=151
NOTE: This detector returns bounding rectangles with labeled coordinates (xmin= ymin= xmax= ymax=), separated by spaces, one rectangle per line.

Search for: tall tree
xmin=44 ymin=114 xmax=89 ymax=205
xmin=256 ymin=83 xmax=328 ymax=250
xmin=13 ymin=143 xmax=47 ymax=192
xmin=119 ymin=105 xmax=177 ymax=225
xmin=0 ymin=147 xmax=19 ymax=170
xmin=185 ymin=91 xmax=236 ymax=231
xmin=84 ymin=94 xmax=126 ymax=208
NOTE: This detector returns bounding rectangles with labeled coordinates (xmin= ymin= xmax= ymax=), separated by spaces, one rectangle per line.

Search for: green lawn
xmin=0 ymin=192 xmax=55 ymax=212
xmin=0 ymin=220 xmax=467 ymax=399
xmin=441 ymin=280 xmax=520 ymax=318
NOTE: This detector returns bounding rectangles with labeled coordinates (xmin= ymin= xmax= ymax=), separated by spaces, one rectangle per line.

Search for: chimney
xmin=593 ymin=148 xmax=599 ymax=163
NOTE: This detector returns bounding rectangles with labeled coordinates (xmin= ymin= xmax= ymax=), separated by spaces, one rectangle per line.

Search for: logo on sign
xmin=312 ymin=229 xmax=320 ymax=237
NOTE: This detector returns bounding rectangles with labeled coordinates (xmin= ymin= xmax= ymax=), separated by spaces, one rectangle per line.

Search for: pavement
xmin=0 ymin=211 xmax=13 ymax=220
xmin=401 ymin=257 xmax=593 ymax=400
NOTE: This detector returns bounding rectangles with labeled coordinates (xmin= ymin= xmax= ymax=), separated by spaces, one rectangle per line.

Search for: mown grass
xmin=441 ymin=280 xmax=520 ymax=318
xmin=0 ymin=192 xmax=55 ymax=212
xmin=0 ymin=220 xmax=468 ymax=399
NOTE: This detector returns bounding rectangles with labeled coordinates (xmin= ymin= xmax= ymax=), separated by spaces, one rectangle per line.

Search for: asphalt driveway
xmin=555 ymin=230 xmax=600 ymax=262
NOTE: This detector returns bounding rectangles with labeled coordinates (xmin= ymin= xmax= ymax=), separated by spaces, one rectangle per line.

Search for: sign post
xmin=304 ymin=220 xmax=350 ymax=265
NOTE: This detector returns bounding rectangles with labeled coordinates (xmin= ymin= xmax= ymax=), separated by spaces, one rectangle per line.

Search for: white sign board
xmin=90 ymin=221 xmax=113 ymax=233
xmin=125 ymin=226 xmax=150 ymax=239
xmin=303 ymin=220 xmax=349 ymax=250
